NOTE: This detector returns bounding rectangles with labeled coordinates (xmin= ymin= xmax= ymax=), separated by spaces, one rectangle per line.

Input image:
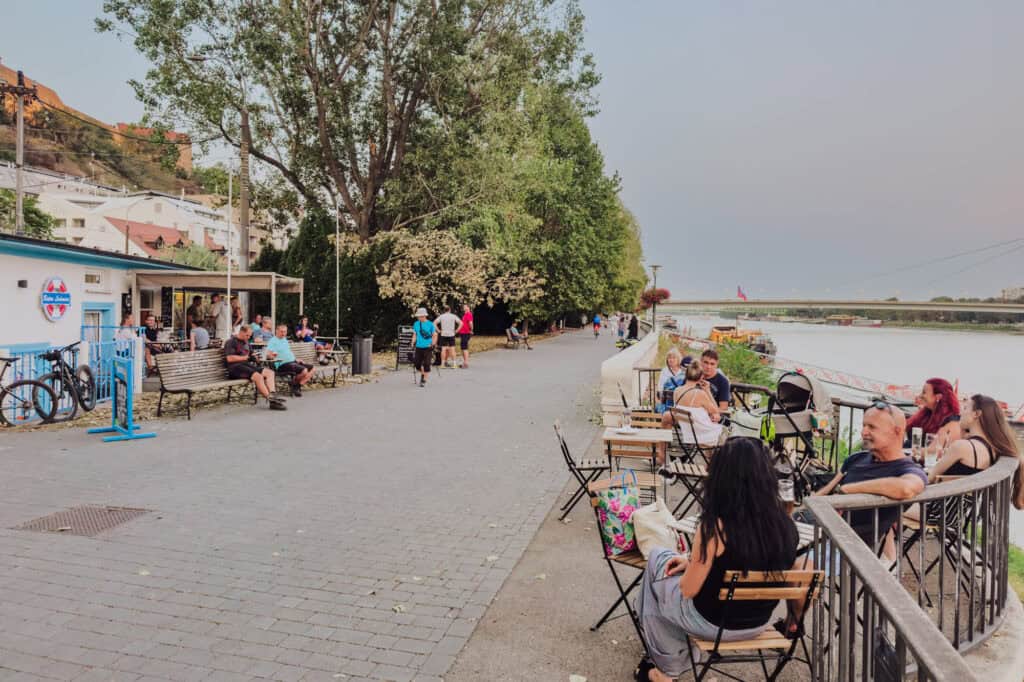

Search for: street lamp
xmin=650 ymin=264 xmax=662 ymax=332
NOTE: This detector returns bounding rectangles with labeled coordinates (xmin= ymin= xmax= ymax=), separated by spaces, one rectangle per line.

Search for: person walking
xmin=457 ymin=304 xmax=474 ymax=368
xmin=210 ymin=293 xmax=232 ymax=341
xmin=592 ymin=313 xmax=601 ymax=338
xmin=412 ymin=308 xmax=437 ymax=387
xmin=434 ymin=305 xmax=461 ymax=368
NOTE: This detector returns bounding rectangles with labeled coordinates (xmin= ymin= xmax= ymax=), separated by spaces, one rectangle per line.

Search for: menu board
xmin=396 ymin=325 xmax=415 ymax=367
xmin=114 ymin=366 xmax=129 ymax=431
xmin=160 ymin=287 xmax=173 ymax=327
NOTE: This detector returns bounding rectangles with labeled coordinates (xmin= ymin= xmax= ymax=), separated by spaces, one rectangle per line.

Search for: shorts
xmin=459 ymin=333 xmax=471 ymax=350
xmin=439 ymin=336 xmax=455 ymax=347
xmin=227 ymin=362 xmax=262 ymax=380
xmin=414 ymin=347 xmax=433 ymax=372
xmin=277 ymin=361 xmax=311 ymax=377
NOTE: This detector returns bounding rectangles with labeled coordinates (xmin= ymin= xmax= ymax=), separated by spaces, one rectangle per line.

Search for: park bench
xmin=154 ymin=348 xmax=255 ymax=420
xmin=505 ymin=328 xmax=520 ymax=349
xmin=274 ymin=341 xmax=343 ymax=388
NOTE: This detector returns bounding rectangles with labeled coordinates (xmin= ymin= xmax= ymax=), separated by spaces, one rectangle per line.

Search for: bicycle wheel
xmin=37 ymin=372 xmax=78 ymax=422
xmin=0 ymin=380 xmax=57 ymax=426
xmin=76 ymin=364 xmax=97 ymax=411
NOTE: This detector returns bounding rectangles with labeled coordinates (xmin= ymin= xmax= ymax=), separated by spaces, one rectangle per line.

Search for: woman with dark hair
xmin=908 ymin=395 xmax=1024 ymax=515
xmin=906 ymin=378 xmax=961 ymax=450
xmin=633 ymin=438 xmax=803 ymax=681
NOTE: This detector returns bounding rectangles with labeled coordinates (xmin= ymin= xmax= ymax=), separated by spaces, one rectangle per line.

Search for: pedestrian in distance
xmin=412 ymin=308 xmax=437 ymax=387
xmin=457 ymin=304 xmax=474 ymax=368
xmin=434 ymin=305 xmax=461 ymax=368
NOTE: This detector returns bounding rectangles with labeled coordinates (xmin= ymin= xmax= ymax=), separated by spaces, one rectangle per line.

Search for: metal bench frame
xmin=155 ymin=349 xmax=256 ymax=420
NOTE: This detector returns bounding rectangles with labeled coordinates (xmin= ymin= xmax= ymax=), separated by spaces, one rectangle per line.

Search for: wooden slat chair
xmin=688 ymin=569 xmax=824 ymax=682
xmin=605 ymin=438 xmax=660 ymax=475
xmin=273 ymin=341 xmax=341 ymax=388
xmin=629 ymin=410 xmax=663 ymax=429
xmin=154 ymin=348 xmax=255 ymax=420
xmin=587 ymin=473 xmax=662 ymax=645
xmin=667 ymin=406 xmax=722 ymax=465
xmin=554 ymin=422 xmax=609 ymax=521
xmin=660 ymin=459 xmax=708 ymax=517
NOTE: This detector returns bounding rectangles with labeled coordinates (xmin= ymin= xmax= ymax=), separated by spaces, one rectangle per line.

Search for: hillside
xmin=0 ymin=64 xmax=199 ymax=193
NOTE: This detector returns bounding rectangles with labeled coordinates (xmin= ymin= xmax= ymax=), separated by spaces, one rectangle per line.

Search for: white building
xmin=1001 ymin=287 xmax=1024 ymax=301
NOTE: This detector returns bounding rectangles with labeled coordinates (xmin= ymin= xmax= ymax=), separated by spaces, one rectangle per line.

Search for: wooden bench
xmin=273 ymin=341 xmax=341 ymax=387
xmin=154 ymin=348 xmax=255 ymax=420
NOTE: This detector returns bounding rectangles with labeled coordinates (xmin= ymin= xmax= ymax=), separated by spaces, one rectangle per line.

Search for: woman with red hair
xmin=906 ymin=378 xmax=961 ymax=451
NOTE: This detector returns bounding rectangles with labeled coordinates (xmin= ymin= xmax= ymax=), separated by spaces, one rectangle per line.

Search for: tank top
xmin=692 ymin=523 xmax=798 ymax=630
xmin=945 ymin=436 xmax=989 ymax=476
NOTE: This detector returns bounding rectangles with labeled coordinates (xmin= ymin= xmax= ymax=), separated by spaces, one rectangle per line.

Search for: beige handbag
xmin=632 ymin=499 xmax=685 ymax=559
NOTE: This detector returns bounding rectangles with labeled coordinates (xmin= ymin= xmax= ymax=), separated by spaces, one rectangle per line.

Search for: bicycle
xmin=0 ymin=356 xmax=57 ymax=427
xmin=36 ymin=341 xmax=97 ymax=422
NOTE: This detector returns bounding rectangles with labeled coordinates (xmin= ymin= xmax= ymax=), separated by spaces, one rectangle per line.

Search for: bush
xmin=716 ymin=342 xmax=775 ymax=387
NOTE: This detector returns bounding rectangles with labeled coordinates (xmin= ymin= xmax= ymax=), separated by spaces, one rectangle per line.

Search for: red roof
xmin=104 ymin=217 xmax=191 ymax=258
xmin=204 ymin=233 xmax=227 ymax=253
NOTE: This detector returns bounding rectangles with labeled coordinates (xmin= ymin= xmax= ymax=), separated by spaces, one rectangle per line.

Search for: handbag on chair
xmin=595 ymin=470 xmax=641 ymax=556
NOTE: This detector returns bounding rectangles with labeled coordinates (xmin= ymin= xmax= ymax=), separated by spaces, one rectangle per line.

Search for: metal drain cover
xmin=13 ymin=505 xmax=152 ymax=537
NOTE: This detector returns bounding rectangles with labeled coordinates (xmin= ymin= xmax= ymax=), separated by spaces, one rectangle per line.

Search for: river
xmin=664 ymin=311 xmax=1024 ymax=546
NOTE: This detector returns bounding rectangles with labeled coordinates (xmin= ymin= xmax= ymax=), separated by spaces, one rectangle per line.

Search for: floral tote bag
xmin=595 ymin=470 xmax=641 ymax=556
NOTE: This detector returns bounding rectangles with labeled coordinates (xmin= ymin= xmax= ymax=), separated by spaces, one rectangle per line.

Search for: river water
xmin=665 ymin=312 xmax=1024 ymax=545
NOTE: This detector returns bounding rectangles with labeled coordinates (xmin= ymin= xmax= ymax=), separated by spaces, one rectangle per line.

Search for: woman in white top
xmin=661 ymin=360 xmax=724 ymax=446
xmin=656 ymin=348 xmax=688 ymax=413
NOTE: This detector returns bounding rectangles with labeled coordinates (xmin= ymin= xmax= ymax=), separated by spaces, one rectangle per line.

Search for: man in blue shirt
xmin=412 ymin=307 xmax=437 ymax=387
xmin=266 ymin=324 xmax=313 ymax=397
xmin=815 ymin=402 xmax=926 ymax=556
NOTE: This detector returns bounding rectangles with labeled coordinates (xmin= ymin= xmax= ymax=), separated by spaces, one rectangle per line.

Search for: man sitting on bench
xmin=266 ymin=324 xmax=313 ymax=397
xmin=509 ymin=322 xmax=532 ymax=349
xmin=224 ymin=325 xmax=286 ymax=411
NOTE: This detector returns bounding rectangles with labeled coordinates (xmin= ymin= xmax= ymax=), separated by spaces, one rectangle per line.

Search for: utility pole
xmin=651 ymin=264 xmax=662 ymax=333
xmin=0 ymin=71 xmax=38 ymax=235
xmin=238 ymin=105 xmax=250 ymax=272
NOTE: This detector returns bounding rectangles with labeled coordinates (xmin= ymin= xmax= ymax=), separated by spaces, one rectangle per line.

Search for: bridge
xmin=662 ymin=298 xmax=1024 ymax=314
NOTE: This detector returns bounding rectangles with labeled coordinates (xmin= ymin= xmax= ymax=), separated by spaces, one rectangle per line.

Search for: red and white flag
xmin=736 ymin=285 xmax=748 ymax=301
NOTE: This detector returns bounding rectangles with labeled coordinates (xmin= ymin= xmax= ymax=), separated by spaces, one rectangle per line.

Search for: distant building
xmin=1001 ymin=287 xmax=1024 ymax=301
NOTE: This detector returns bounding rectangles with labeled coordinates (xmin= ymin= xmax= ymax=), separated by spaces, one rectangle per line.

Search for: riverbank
xmin=878 ymin=320 xmax=1024 ymax=334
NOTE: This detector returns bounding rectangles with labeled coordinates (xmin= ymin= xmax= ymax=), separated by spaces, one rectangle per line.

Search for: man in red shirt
xmin=457 ymin=304 xmax=474 ymax=368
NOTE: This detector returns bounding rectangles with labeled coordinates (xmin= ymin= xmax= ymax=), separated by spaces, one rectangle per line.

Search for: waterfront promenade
xmin=0 ymin=331 xmax=611 ymax=681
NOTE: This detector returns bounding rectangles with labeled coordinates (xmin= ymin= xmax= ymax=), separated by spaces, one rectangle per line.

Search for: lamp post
xmin=650 ymin=264 xmax=662 ymax=332
xmin=335 ymin=200 xmax=340 ymax=341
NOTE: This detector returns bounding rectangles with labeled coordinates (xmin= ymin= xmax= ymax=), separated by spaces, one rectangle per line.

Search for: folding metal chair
xmin=586 ymin=473 xmax=662 ymax=645
xmin=667 ymin=407 xmax=721 ymax=466
xmin=553 ymin=422 xmax=609 ymax=521
xmin=660 ymin=459 xmax=708 ymax=517
xmin=688 ymin=569 xmax=823 ymax=682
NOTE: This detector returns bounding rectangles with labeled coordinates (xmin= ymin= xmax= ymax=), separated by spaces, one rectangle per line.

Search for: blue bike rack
xmin=87 ymin=355 xmax=156 ymax=443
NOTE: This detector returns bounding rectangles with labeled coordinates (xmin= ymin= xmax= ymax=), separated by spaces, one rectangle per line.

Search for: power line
xmin=924 ymin=242 xmax=1024 ymax=286
xmin=34 ymin=99 xmax=221 ymax=146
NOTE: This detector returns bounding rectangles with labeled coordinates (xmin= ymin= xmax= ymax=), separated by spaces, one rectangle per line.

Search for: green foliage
xmin=156 ymin=243 xmax=224 ymax=271
xmin=1010 ymin=544 xmax=1024 ymax=598
xmin=0 ymin=189 xmax=55 ymax=239
xmin=716 ymin=342 xmax=775 ymax=386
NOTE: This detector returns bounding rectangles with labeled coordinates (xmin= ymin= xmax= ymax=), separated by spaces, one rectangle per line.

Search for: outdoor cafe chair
xmin=667 ymin=407 xmax=721 ymax=466
xmin=687 ymin=569 xmax=823 ymax=682
xmin=659 ymin=459 xmax=708 ymax=518
xmin=586 ymin=472 xmax=662 ymax=647
xmin=554 ymin=422 xmax=609 ymax=521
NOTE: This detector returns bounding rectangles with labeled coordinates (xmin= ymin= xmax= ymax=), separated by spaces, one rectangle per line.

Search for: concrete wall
xmin=600 ymin=330 xmax=660 ymax=426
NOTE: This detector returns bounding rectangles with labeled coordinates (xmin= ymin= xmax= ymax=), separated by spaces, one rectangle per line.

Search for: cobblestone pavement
xmin=0 ymin=330 xmax=614 ymax=681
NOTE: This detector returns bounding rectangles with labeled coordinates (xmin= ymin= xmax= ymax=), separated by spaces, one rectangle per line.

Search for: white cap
xmin=414 ymin=307 xmax=428 ymax=318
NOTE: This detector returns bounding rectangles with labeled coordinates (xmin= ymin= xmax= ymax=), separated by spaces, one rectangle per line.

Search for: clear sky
xmin=3 ymin=1 xmax=1022 ymax=299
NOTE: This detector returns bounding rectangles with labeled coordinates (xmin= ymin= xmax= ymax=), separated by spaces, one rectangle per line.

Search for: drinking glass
xmin=621 ymin=407 xmax=632 ymax=430
xmin=778 ymin=478 xmax=795 ymax=503
xmin=924 ymin=434 xmax=938 ymax=468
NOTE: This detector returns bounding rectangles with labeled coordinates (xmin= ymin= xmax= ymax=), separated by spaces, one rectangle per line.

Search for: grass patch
xmin=1010 ymin=545 xmax=1024 ymax=598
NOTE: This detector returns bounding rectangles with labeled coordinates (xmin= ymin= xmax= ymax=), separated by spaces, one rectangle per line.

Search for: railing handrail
xmin=807 ymin=496 xmax=980 ymax=681
xmin=819 ymin=455 xmax=1019 ymax=511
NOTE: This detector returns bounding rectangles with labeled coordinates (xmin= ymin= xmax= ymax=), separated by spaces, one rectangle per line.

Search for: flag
xmin=737 ymin=285 xmax=748 ymax=301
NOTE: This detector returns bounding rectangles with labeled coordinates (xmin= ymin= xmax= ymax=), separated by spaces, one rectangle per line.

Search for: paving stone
xmin=0 ymin=333 xmax=606 ymax=681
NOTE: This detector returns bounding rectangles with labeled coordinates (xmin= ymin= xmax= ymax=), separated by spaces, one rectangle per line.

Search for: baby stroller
xmin=764 ymin=372 xmax=834 ymax=501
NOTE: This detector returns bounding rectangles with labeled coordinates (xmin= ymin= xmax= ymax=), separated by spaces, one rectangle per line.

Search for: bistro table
xmin=601 ymin=427 xmax=673 ymax=496
xmin=670 ymin=514 xmax=816 ymax=554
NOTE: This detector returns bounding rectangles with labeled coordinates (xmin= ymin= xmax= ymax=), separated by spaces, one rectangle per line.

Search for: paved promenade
xmin=0 ymin=330 xmax=613 ymax=681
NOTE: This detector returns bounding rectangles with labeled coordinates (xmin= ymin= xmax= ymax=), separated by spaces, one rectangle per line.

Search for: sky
xmin=3 ymin=1 xmax=1022 ymax=299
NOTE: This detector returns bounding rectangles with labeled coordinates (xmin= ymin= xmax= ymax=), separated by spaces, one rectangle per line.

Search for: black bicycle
xmin=0 ymin=356 xmax=57 ymax=426
xmin=36 ymin=341 xmax=97 ymax=422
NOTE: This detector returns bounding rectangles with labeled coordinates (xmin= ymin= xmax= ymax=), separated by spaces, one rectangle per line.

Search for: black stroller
xmin=763 ymin=372 xmax=835 ymax=501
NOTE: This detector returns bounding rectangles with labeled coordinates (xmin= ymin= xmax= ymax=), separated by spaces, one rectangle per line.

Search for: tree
xmin=156 ymin=243 xmax=225 ymax=271
xmin=98 ymin=0 xmax=595 ymax=240
xmin=0 ymin=189 xmax=56 ymax=239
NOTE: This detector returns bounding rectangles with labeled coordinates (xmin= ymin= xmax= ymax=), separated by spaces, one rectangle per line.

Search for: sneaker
xmin=291 ymin=385 xmax=303 ymax=397
xmin=268 ymin=398 xmax=287 ymax=411
xmin=419 ymin=376 xmax=425 ymax=387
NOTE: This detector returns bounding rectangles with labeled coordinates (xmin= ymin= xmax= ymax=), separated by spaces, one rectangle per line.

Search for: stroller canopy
xmin=776 ymin=372 xmax=831 ymax=413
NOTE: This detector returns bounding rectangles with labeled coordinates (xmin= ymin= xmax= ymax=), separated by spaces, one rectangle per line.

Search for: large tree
xmin=99 ymin=0 xmax=594 ymax=240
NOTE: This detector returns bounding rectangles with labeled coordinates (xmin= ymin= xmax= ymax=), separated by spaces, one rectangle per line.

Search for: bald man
xmin=815 ymin=402 xmax=926 ymax=553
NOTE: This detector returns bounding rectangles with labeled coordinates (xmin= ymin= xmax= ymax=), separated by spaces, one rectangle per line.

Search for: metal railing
xmin=805 ymin=456 xmax=1018 ymax=681
xmin=81 ymin=326 xmax=140 ymax=404
xmin=0 ymin=344 xmax=81 ymax=422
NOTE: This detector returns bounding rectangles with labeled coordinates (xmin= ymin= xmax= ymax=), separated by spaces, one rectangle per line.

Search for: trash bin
xmin=352 ymin=333 xmax=373 ymax=375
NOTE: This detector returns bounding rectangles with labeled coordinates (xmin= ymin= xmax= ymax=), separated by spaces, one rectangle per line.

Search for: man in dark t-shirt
xmin=224 ymin=325 xmax=286 ymax=410
xmin=815 ymin=403 xmax=926 ymax=554
xmin=699 ymin=349 xmax=731 ymax=411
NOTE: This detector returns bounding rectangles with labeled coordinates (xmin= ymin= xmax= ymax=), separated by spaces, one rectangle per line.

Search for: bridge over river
xmin=663 ymin=299 xmax=1024 ymax=314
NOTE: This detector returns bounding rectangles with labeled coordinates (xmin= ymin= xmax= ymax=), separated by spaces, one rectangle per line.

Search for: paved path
xmin=0 ymin=331 xmax=615 ymax=681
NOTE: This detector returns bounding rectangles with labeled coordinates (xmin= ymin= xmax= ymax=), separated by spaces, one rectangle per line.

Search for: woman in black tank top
xmin=633 ymin=439 xmax=804 ymax=682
